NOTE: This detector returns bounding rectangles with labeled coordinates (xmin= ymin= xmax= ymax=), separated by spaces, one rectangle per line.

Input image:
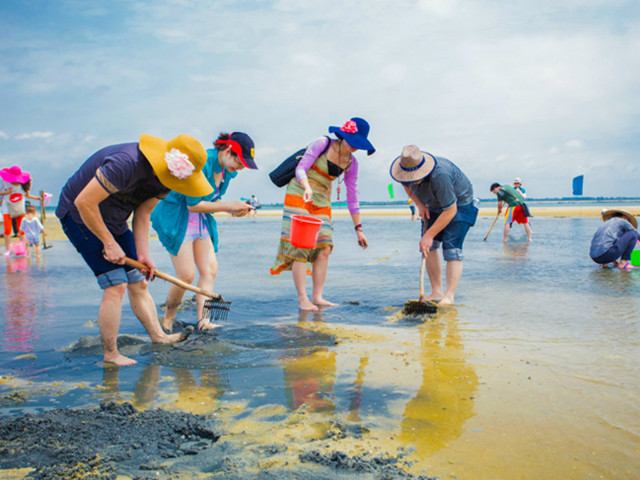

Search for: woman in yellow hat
xmin=56 ymin=133 xmax=211 ymax=366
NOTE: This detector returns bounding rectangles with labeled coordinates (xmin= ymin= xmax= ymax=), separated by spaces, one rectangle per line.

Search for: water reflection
xmin=280 ymin=310 xmax=336 ymax=414
xmin=503 ymin=242 xmax=530 ymax=258
xmin=100 ymin=363 xmax=228 ymax=413
xmin=399 ymin=307 xmax=478 ymax=456
xmin=2 ymin=257 xmax=40 ymax=353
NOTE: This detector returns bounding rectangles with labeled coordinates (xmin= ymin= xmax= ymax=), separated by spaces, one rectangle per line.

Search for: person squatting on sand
xmin=0 ymin=165 xmax=43 ymax=255
xmin=589 ymin=209 xmax=640 ymax=270
xmin=19 ymin=204 xmax=46 ymax=256
xmin=56 ymin=133 xmax=213 ymax=366
xmin=270 ymin=117 xmax=374 ymax=311
xmin=151 ymin=132 xmax=257 ymax=332
xmin=391 ymin=145 xmax=478 ymax=306
xmin=490 ymin=182 xmax=532 ymax=242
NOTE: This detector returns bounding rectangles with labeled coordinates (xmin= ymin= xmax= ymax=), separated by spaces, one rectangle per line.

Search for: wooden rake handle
xmin=124 ymin=257 xmax=222 ymax=300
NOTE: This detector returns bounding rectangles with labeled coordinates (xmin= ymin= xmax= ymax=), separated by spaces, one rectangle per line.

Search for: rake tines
xmin=202 ymin=298 xmax=232 ymax=322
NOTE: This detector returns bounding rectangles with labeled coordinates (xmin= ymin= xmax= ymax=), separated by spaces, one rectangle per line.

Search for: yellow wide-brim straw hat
xmin=602 ymin=208 xmax=637 ymax=229
xmin=139 ymin=133 xmax=213 ymax=197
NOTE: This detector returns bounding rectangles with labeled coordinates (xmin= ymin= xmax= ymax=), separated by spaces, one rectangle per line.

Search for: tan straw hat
xmin=602 ymin=208 xmax=637 ymax=229
xmin=139 ymin=133 xmax=213 ymax=197
xmin=389 ymin=145 xmax=436 ymax=184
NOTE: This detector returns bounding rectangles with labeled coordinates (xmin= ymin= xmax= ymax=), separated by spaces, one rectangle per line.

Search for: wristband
xmin=354 ymin=224 xmax=363 ymax=232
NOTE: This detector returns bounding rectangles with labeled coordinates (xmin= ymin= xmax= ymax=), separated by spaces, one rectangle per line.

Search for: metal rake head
xmin=202 ymin=298 xmax=232 ymax=322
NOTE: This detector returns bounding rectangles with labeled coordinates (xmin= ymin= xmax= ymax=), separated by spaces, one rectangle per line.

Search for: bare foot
xmin=299 ymin=299 xmax=319 ymax=311
xmin=312 ymin=298 xmax=338 ymax=307
xmin=161 ymin=319 xmax=174 ymax=333
xmin=618 ymin=261 xmax=630 ymax=271
xmin=438 ymin=296 xmax=455 ymax=306
xmin=104 ymin=353 xmax=137 ymax=366
xmin=421 ymin=293 xmax=443 ymax=303
xmin=158 ymin=326 xmax=194 ymax=344
xmin=197 ymin=319 xmax=222 ymax=331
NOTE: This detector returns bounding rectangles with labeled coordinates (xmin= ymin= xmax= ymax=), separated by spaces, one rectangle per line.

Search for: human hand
xmin=230 ymin=200 xmax=254 ymax=217
xmin=356 ymin=230 xmax=368 ymax=249
xmin=103 ymin=242 xmax=126 ymax=265
xmin=419 ymin=233 xmax=433 ymax=256
xmin=303 ymin=187 xmax=313 ymax=203
xmin=135 ymin=253 xmax=156 ymax=280
xmin=418 ymin=206 xmax=429 ymax=220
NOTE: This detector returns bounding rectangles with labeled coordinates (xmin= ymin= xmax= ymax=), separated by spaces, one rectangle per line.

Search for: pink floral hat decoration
xmin=139 ymin=133 xmax=213 ymax=197
xmin=328 ymin=117 xmax=375 ymax=155
xmin=0 ymin=165 xmax=31 ymax=184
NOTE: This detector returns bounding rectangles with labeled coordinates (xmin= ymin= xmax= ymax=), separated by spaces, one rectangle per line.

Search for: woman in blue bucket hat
xmin=270 ymin=117 xmax=374 ymax=311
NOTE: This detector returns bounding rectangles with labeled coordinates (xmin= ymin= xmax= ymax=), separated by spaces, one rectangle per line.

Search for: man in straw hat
xmin=589 ymin=208 xmax=639 ymax=270
xmin=390 ymin=145 xmax=478 ymax=306
xmin=56 ymin=133 xmax=213 ymax=366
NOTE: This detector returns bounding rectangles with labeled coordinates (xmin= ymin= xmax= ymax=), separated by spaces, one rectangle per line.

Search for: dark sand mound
xmin=0 ymin=400 xmax=219 ymax=479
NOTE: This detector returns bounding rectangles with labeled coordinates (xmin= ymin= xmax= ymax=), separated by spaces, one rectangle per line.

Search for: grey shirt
xmin=410 ymin=155 xmax=474 ymax=213
xmin=589 ymin=217 xmax=636 ymax=258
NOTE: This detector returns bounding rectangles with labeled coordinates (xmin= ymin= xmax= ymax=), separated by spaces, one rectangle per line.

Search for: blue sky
xmin=1 ymin=0 xmax=639 ymax=204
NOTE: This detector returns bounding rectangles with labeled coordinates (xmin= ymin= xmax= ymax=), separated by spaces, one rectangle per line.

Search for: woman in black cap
xmin=152 ymin=132 xmax=257 ymax=331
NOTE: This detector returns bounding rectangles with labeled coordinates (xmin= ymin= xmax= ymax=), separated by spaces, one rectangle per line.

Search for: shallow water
xmin=1 ymin=215 xmax=639 ymax=479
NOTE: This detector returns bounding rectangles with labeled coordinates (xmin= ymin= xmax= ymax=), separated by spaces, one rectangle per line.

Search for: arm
xmin=296 ymin=137 xmax=330 ymax=203
xmin=26 ymin=192 xmax=43 ymax=201
xmin=131 ymin=197 xmax=160 ymax=276
xmin=74 ymin=178 xmax=124 ymax=265
xmin=188 ymin=199 xmax=253 ymax=217
xmin=497 ymin=199 xmax=504 ymax=213
xmin=419 ymin=204 xmax=457 ymax=255
xmin=350 ymin=213 xmax=368 ymax=250
xmin=402 ymin=184 xmax=429 ymax=220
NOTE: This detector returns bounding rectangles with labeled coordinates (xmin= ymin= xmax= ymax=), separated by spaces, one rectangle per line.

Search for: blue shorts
xmin=60 ymin=214 xmax=145 ymax=289
xmin=423 ymin=203 xmax=478 ymax=261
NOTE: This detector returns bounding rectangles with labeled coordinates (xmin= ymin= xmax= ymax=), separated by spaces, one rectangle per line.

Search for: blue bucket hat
xmin=328 ymin=117 xmax=375 ymax=155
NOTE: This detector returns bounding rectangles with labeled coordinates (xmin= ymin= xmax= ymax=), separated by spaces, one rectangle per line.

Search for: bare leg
xmin=99 ymin=284 xmax=137 ymax=366
xmin=524 ymin=223 xmax=533 ymax=242
xmin=128 ymin=280 xmax=190 ymax=344
xmin=422 ymin=250 xmax=444 ymax=301
xmin=312 ymin=247 xmax=337 ymax=307
xmin=292 ymin=260 xmax=317 ymax=311
xmin=192 ymin=237 xmax=219 ymax=330
xmin=162 ymin=241 xmax=196 ymax=332
xmin=439 ymin=260 xmax=463 ymax=306
xmin=502 ymin=223 xmax=510 ymax=242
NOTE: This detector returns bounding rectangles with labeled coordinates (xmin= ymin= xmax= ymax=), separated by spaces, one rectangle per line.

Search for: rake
xmin=125 ymin=257 xmax=231 ymax=322
xmin=402 ymin=220 xmax=438 ymax=316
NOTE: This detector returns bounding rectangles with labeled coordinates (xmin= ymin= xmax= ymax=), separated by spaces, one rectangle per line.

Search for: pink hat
xmin=0 ymin=165 xmax=31 ymax=184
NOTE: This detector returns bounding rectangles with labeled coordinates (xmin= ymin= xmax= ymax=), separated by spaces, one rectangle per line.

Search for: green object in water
xmin=631 ymin=249 xmax=640 ymax=266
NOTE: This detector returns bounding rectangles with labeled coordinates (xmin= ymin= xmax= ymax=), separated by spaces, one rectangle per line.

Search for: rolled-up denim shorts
xmin=60 ymin=214 xmax=145 ymax=289
xmin=423 ymin=203 xmax=479 ymax=261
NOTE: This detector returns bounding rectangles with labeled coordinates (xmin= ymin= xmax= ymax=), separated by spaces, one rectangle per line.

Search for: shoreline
xmin=5 ymin=205 xmax=637 ymax=243
xmin=244 ymin=205 xmax=640 ymax=218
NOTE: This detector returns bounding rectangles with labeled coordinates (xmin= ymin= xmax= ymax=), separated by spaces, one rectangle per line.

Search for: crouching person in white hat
xmin=390 ymin=145 xmax=478 ymax=306
xmin=56 ymin=133 xmax=213 ymax=366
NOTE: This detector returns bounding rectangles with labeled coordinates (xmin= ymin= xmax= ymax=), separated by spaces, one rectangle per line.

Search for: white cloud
xmin=565 ymin=140 xmax=584 ymax=149
xmin=15 ymin=131 xmax=54 ymax=141
xmin=0 ymin=131 xmax=8 ymax=140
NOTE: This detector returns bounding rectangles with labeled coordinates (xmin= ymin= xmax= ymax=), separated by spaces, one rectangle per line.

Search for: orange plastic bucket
xmin=290 ymin=215 xmax=323 ymax=248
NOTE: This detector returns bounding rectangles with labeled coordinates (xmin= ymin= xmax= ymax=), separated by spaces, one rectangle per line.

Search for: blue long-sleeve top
xmin=151 ymin=149 xmax=237 ymax=256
